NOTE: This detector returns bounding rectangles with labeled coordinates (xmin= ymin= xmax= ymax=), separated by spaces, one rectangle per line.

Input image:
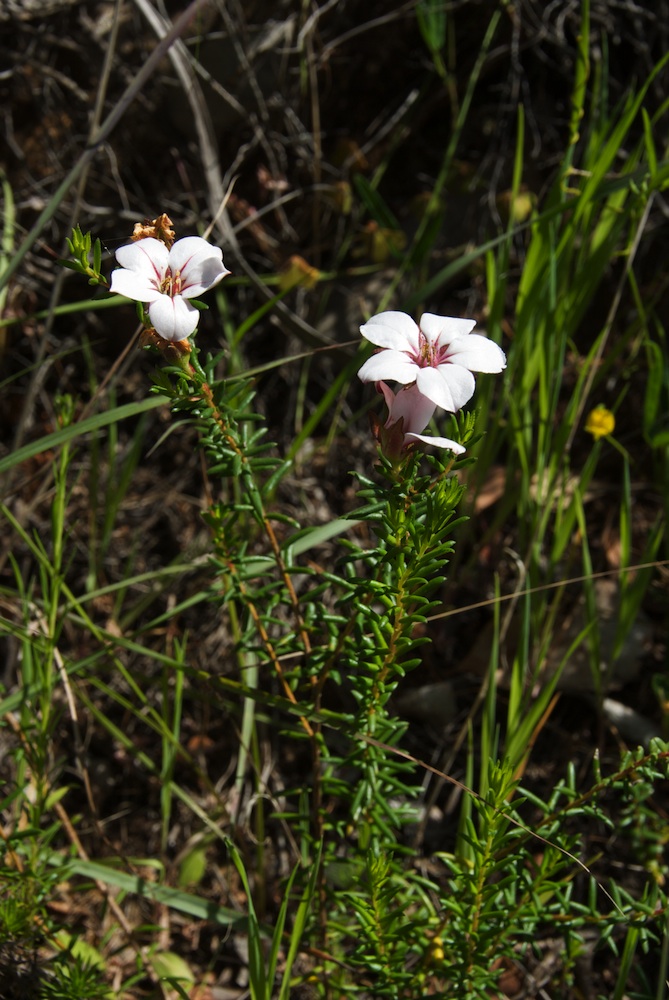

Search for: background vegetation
xmin=1 ymin=0 xmax=668 ymax=997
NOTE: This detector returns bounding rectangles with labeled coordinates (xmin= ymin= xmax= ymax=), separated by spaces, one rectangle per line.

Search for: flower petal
xmin=416 ymin=365 xmax=475 ymax=411
xmin=420 ymin=312 xmax=477 ymax=344
xmin=405 ymin=431 xmax=466 ymax=454
xmin=109 ymin=268 xmax=162 ymax=303
xmin=358 ymin=351 xmax=418 ymax=384
xmin=447 ymin=334 xmax=507 ymax=373
xmin=360 ymin=311 xmax=421 ymax=352
xmin=169 ymin=236 xmax=230 ymax=297
xmin=148 ymin=294 xmax=199 ymax=342
xmin=377 ymin=381 xmax=396 ymax=411
xmin=168 ymin=236 xmax=218 ymax=271
xmin=384 ymin=384 xmax=436 ymax=435
xmin=115 ymin=238 xmax=169 ymax=282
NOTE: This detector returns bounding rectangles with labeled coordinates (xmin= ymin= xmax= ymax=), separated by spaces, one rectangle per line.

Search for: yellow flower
xmin=426 ymin=936 xmax=444 ymax=964
xmin=585 ymin=405 xmax=615 ymax=440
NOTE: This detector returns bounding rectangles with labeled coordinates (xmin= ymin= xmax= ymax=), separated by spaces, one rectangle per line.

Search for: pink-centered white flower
xmin=110 ymin=236 xmax=230 ymax=342
xmin=378 ymin=382 xmax=465 ymax=454
xmin=359 ymin=311 xmax=506 ymax=412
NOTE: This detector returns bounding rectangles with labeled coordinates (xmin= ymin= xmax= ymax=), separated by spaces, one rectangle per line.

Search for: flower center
xmin=158 ymin=268 xmax=182 ymax=297
xmin=415 ymin=330 xmax=451 ymax=368
xmin=417 ymin=332 xmax=437 ymax=367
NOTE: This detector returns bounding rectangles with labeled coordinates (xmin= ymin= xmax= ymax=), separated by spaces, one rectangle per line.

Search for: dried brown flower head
xmin=132 ymin=214 xmax=176 ymax=247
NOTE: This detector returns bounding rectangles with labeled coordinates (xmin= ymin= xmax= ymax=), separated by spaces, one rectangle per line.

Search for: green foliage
xmin=61 ymin=226 xmax=106 ymax=287
xmin=337 ymin=852 xmax=431 ymax=996
xmin=0 ymin=823 xmax=111 ymax=999
xmin=41 ymin=951 xmax=111 ymax=1000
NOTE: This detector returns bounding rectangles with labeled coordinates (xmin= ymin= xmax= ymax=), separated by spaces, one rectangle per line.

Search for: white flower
xmin=358 ymin=311 xmax=506 ymax=412
xmin=378 ymin=382 xmax=465 ymax=454
xmin=110 ymin=236 xmax=230 ymax=341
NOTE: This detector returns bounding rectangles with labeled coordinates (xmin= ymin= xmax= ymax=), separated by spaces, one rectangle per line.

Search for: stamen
xmin=418 ymin=332 xmax=434 ymax=366
xmin=158 ymin=267 xmax=182 ymax=298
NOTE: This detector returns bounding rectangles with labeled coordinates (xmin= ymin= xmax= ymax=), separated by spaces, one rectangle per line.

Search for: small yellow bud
xmin=585 ymin=405 xmax=615 ymax=440
xmin=327 ymin=180 xmax=353 ymax=215
xmin=496 ymin=188 xmax=536 ymax=224
xmin=354 ymin=221 xmax=407 ymax=263
xmin=278 ymin=255 xmax=321 ymax=293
